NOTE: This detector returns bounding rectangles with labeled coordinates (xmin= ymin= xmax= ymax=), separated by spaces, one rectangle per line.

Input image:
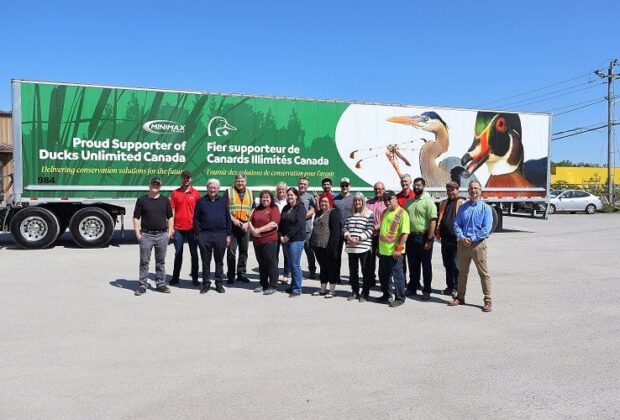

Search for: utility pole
xmin=595 ymin=59 xmax=619 ymax=203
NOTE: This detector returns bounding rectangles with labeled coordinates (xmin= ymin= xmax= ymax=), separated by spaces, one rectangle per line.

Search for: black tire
xmin=548 ymin=204 xmax=556 ymax=214
xmin=491 ymin=206 xmax=500 ymax=233
xmin=9 ymin=207 xmax=60 ymax=249
xmin=69 ymin=207 xmax=115 ymax=248
xmin=585 ymin=204 xmax=596 ymax=214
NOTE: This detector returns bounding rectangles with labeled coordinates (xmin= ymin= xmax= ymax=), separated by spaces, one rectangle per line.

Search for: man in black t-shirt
xmin=435 ymin=181 xmax=465 ymax=298
xmin=133 ymin=177 xmax=174 ymax=296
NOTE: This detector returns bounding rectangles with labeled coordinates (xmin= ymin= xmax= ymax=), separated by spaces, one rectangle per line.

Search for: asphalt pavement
xmin=1 ymin=213 xmax=619 ymax=419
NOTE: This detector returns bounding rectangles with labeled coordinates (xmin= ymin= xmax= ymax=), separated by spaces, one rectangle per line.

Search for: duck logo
xmin=143 ymin=120 xmax=186 ymax=134
xmin=208 ymin=116 xmax=237 ymax=137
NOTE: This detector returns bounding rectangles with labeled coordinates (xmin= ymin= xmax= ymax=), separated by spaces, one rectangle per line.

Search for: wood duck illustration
xmin=387 ymin=112 xmax=469 ymax=187
xmin=461 ymin=112 xmax=544 ymax=197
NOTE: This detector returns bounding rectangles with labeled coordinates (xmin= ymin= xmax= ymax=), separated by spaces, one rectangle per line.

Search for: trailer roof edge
xmin=10 ymin=78 xmax=553 ymax=117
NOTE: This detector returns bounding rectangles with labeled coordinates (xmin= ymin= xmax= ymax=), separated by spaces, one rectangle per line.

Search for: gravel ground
xmin=1 ymin=213 xmax=619 ymax=419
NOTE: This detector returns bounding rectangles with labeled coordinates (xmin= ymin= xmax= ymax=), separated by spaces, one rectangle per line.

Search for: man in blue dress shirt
xmin=449 ymin=180 xmax=494 ymax=312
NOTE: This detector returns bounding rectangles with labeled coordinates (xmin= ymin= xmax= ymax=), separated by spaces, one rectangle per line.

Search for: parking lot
xmin=1 ymin=213 xmax=619 ymax=419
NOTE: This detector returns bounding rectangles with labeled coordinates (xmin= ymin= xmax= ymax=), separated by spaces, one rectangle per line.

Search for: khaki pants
xmin=457 ymin=240 xmax=491 ymax=301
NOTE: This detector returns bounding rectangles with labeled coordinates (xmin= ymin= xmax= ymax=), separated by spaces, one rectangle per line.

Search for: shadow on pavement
xmin=110 ymin=278 xmax=141 ymax=292
xmin=0 ymin=230 xmax=143 ymax=250
xmin=110 ymin=273 xmax=171 ymax=292
xmin=494 ymin=228 xmax=534 ymax=234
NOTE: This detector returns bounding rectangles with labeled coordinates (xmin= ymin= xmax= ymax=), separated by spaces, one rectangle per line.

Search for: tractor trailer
xmin=1 ymin=80 xmax=551 ymax=248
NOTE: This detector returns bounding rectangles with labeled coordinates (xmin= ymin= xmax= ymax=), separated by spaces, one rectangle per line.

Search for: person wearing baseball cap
xmin=133 ymin=176 xmax=174 ymax=296
xmin=377 ymin=190 xmax=410 ymax=307
xmin=169 ymin=170 xmax=201 ymax=287
xmin=435 ymin=181 xmax=465 ymax=298
xmin=333 ymin=176 xmax=354 ymax=283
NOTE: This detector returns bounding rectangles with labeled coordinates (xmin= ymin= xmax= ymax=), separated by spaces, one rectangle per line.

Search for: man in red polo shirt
xmin=396 ymin=174 xmax=416 ymax=289
xmin=396 ymin=174 xmax=415 ymax=208
xmin=313 ymin=177 xmax=335 ymax=208
xmin=170 ymin=170 xmax=202 ymax=286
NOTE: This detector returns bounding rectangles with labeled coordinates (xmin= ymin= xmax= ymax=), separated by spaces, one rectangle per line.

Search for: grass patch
xmin=600 ymin=204 xmax=619 ymax=213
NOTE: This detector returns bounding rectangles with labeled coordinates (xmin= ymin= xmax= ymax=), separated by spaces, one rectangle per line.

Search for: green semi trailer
xmin=1 ymin=80 xmax=551 ymax=248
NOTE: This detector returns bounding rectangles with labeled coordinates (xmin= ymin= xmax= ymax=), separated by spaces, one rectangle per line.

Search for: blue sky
xmin=1 ymin=0 xmax=618 ymax=164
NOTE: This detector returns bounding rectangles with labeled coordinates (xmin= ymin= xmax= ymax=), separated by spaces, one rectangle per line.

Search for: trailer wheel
xmin=491 ymin=206 xmax=500 ymax=233
xmin=69 ymin=207 xmax=115 ymax=248
xmin=9 ymin=207 xmax=60 ymax=249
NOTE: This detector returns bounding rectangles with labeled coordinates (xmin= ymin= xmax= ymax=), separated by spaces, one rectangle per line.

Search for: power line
xmin=493 ymin=79 xmax=597 ymax=108
xmin=554 ymin=99 xmax=606 ymax=116
xmin=547 ymin=97 xmax=605 ymax=112
xmin=497 ymin=81 xmax=604 ymax=109
xmin=475 ymin=70 xmax=595 ymax=107
xmin=553 ymin=122 xmax=608 ymax=136
xmin=552 ymin=122 xmax=618 ymax=141
xmin=552 ymin=125 xmax=606 ymax=140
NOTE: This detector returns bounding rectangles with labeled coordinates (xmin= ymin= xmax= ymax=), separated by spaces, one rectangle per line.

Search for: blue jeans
xmin=283 ymin=240 xmax=304 ymax=294
xmin=172 ymin=229 xmax=199 ymax=281
xmin=378 ymin=255 xmax=406 ymax=301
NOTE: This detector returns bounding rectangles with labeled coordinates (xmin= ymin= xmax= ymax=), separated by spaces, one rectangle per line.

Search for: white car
xmin=548 ymin=190 xmax=603 ymax=214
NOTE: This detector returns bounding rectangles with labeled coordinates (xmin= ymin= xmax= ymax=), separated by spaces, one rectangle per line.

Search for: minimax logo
xmin=208 ymin=116 xmax=237 ymax=137
xmin=143 ymin=120 xmax=186 ymax=134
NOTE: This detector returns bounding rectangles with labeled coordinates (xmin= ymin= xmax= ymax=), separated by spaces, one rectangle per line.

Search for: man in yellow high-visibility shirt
xmin=377 ymin=190 xmax=410 ymax=307
xmin=226 ymin=173 xmax=255 ymax=284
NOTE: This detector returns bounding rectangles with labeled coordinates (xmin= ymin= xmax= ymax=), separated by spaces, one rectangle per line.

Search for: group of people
xmin=132 ymin=170 xmax=494 ymax=311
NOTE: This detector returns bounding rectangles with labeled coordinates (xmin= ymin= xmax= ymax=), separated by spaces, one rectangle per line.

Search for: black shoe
xmin=134 ymin=286 xmax=147 ymax=296
xmin=359 ymin=295 xmax=369 ymax=303
xmin=284 ymin=287 xmax=293 ymax=294
xmin=215 ymin=285 xmax=226 ymax=293
xmin=169 ymin=278 xmax=180 ymax=286
xmin=404 ymin=289 xmax=417 ymax=297
xmin=389 ymin=299 xmax=405 ymax=308
xmin=376 ymin=293 xmax=391 ymax=303
xmin=421 ymin=292 xmax=431 ymax=301
xmin=192 ymin=279 xmax=200 ymax=286
xmin=156 ymin=285 xmax=171 ymax=293
xmin=237 ymin=276 xmax=250 ymax=283
xmin=289 ymin=292 xmax=301 ymax=298
xmin=347 ymin=293 xmax=359 ymax=301
xmin=443 ymin=287 xmax=453 ymax=296
xmin=200 ymin=285 xmax=210 ymax=294
xmin=226 ymin=279 xmax=234 ymax=285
